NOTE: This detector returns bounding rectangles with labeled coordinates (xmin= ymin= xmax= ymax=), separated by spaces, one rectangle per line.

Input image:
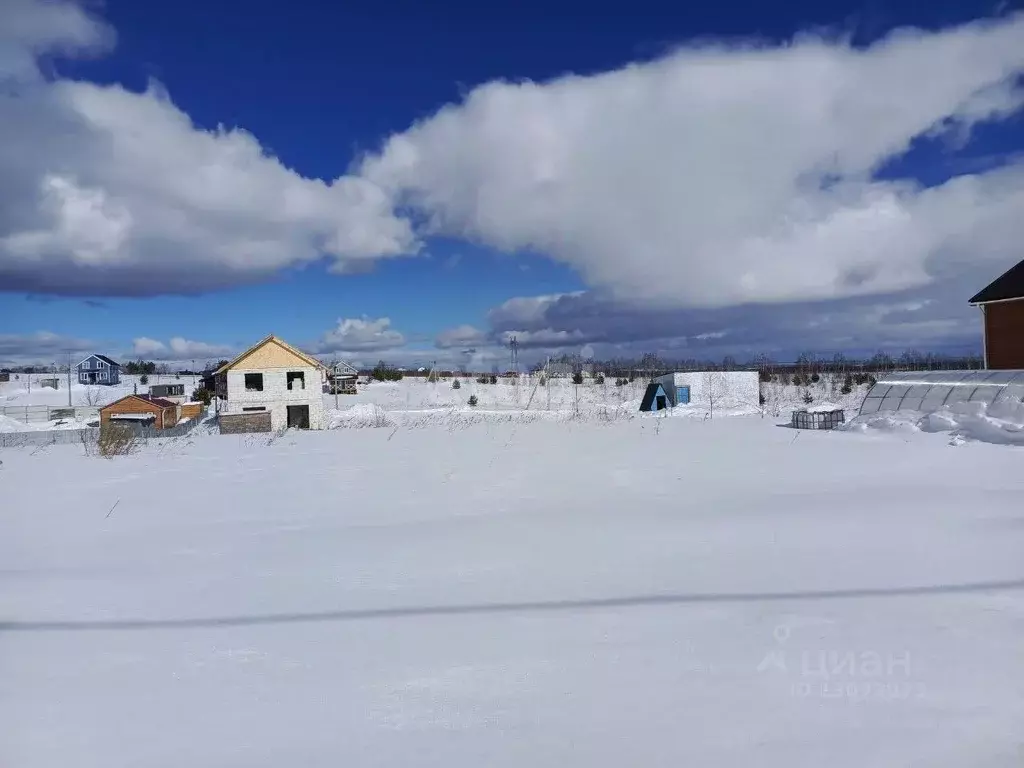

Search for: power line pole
xmin=66 ymin=352 xmax=72 ymax=407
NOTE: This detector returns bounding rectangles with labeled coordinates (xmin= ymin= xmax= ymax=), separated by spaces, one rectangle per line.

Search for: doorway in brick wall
xmin=286 ymin=405 xmax=310 ymax=429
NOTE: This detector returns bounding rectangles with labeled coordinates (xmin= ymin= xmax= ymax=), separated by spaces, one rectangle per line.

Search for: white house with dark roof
xmin=76 ymin=354 xmax=122 ymax=385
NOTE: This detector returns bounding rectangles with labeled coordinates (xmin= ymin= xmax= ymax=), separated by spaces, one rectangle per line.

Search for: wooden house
xmin=76 ymin=354 xmax=121 ymax=385
xmin=970 ymin=257 xmax=1024 ymax=370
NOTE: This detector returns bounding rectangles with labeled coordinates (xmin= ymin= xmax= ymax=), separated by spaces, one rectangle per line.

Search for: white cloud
xmin=435 ymin=324 xmax=488 ymax=348
xmin=131 ymin=337 xmax=166 ymax=356
xmin=361 ymin=14 xmax=1024 ymax=309
xmin=131 ymin=336 xmax=233 ymax=360
xmin=315 ymin=316 xmax=406 ymax=354
xmin=0 ymin=0 xmax=417 ymax=296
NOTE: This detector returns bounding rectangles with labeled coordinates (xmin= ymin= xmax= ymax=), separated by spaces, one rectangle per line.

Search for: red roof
xmin=137 ymin=395 xmax=178 ymax=408
xmin=102 ymin=394 xmax=178 ymax=412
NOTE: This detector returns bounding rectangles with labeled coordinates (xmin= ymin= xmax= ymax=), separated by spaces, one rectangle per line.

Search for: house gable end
xmin=216 ymin=336 xmax=324 ymax=374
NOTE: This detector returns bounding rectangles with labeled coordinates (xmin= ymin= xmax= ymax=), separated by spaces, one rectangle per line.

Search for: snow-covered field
xmin=2 ymin=417 xmax=1023 ymax=767
xmin=2 ymin=372 xmax=872 ymax=431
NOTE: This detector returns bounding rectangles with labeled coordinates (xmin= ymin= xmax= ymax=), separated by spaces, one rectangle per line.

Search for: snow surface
xmin=2 ymin=373 xmax=873 ymax=431
xmin=2 ymin=417 xmax=1024 ymax=767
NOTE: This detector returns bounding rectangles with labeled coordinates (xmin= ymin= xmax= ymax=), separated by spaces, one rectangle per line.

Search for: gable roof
xmin=969 ymin=257 xmax=1024 ymax=304
xmin=76 ymin=354 xmax=121 ymax=368
xmin=213 ymin=334 xmax=326 ymax=375
xmin=330 ymin=360 xmax=359 ymax=376
xmin=100 ymin=394 xmax=178 ymax=412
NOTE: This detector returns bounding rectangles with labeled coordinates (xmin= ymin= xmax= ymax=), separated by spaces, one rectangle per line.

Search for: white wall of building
xmin=657 ymin=371 xmax=761 ymax=412
xmin=223 ymin=366 xmax=325 ymax=430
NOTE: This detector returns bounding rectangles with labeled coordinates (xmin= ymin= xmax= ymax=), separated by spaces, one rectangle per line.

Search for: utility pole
xmin=66 ymin=352 xmax=72 ymax=406
xmin=509 ymin=335 xmax=519 ymax=374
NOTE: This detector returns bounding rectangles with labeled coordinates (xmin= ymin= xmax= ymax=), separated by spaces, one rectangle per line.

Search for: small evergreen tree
xmin=191 ymin=387 xmax=213 ymax=405
xmin=452 ymin=379 xmax=461 ymax=389
xmin=468 ymin=394 xmax=478 ymax=407
xmin=139 ymin=374 xmax=149 ymax=385
xmin=802 ymin=391 xmax=814 ymax=404
xmin=571 ymin=371 xmax=584 ymax=385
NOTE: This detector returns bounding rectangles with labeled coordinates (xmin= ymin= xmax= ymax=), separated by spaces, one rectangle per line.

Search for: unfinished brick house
xmin=213 ymin=335 xmax=328 ymax=433
xmin=970 ymin=257 xmax=1024 ymax=370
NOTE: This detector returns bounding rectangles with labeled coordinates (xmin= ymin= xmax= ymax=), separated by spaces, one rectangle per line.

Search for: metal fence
xmin=0 ymin=428 xmax=100 ymax=448
xmin=0 ymin=415 xmax=204 ymax=448
xmin=0 ymin=405 xmax=101 ymax=424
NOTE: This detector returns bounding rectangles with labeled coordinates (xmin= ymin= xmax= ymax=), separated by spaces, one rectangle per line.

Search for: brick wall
xmin=218 ymin=411 xmax=272 ymax=434
xmin=985 ymin=300 xmax=1024 ymax=370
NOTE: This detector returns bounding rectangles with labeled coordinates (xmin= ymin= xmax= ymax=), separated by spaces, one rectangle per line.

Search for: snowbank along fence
xmin=0 ymin=414 xmax=204 ymax=448
xmin=1 ymin=405 xmax=101 ymax=423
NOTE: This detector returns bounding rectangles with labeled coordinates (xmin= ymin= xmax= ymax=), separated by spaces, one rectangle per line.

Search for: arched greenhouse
xmin=858 ymin=370 xmax=1024 ymax=416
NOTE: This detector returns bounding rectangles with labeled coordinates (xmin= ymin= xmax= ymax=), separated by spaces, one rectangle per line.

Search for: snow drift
xmin=844 ymin=399 xmax=1024 ymax=445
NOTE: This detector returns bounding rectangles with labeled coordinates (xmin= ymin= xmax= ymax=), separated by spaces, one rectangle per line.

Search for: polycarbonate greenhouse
xmin=859 ymin=370 xmax=1024 ymax=416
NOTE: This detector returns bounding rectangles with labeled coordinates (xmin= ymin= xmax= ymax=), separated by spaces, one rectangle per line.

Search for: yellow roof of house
xmin=213 ymin=335 xmax=327 ymax=375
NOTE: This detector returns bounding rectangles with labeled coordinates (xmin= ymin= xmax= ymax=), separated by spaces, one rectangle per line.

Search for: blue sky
xmin=1 ymin=0 xmax=1023 ymax=368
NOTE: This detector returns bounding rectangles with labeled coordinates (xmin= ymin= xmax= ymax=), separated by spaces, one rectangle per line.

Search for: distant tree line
xmin=594 ymin=350 xmax=983 ymax=379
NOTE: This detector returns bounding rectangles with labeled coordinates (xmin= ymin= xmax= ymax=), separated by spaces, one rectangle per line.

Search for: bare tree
xmin=700 ymin=371 xmax=729 ymax=419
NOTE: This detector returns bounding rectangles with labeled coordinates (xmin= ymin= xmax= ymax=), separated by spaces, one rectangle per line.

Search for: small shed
xmin=149 ymin=383 xmax=186 ymax=402
xmin=639 ymin=381 xmax=673 ymax=412
xmin=100 ymin=395 xmax=180 ymax=430
xmin=39 ymin=377 xmax=60 ymax=389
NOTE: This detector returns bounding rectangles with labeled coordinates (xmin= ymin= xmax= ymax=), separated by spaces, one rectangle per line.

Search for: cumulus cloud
xmin=361 ymin=14 xmax=1024 ymax=309
xmin=314 ymin=316 xmax=406 ymax=354
xmin=0 ymin=0 xmax=416 ymax=297
xmin=131 ymin=336 xmax=234 ymax=360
